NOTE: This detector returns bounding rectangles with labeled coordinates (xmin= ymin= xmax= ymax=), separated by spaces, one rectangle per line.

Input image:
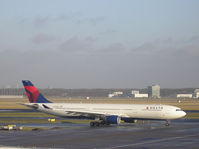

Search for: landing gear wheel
xmin=100 ymin=120 xmax=110 ymax=126
xmin=90 ymin=122 xmax=95 ymax=127
xmin=90 ymin=121 xmax=101 ymax=127
xmin=95 ymin=122 xmax=100 ymax=127
xmin=165 ymin=120 xmax=170 ymax=126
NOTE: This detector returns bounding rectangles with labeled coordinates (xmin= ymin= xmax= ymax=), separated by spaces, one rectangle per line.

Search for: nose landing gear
xmin=165 ymin=120 xmax=170 ymax=126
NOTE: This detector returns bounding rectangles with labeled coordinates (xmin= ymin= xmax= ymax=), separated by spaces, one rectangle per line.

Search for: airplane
xmin=21 ymin=80 xmax=186 ymax=127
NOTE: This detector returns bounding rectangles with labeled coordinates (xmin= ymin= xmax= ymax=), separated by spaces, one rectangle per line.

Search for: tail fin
xmin=22 ymin=80 xmax=51 ymax=103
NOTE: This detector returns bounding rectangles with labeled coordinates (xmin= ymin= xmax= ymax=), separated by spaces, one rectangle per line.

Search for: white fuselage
xmin=25 ymin=103 xmax=186 ymax=120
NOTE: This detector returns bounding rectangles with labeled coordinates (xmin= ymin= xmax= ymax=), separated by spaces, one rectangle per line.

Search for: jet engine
xmin=105 ymin=116 xmax=121 ymax=124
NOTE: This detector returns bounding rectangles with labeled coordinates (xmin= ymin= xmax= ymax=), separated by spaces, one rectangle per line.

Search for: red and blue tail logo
xmin=22 ymin=80 xmax=51 ymax=103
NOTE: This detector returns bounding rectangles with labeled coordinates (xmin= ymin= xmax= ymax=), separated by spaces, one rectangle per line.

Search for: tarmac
xmin=0 ymin=120 xmax=199 ymax=149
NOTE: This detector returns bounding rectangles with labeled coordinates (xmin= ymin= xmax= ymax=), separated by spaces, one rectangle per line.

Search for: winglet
xmin=22 ymin=80 xmax=51 ymax=103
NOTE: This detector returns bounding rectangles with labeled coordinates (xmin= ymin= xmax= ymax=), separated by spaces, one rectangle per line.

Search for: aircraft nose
xmin=181 ymin=111 xmax=186 ymax=117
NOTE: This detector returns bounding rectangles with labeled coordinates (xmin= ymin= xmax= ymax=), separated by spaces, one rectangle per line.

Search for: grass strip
xmin=0 ymin=119 xmax=91 ymax=124
xmin=184 ymin=113 xmax=199 ymax=119
xmin=0 ymin=112 xmax=53 ymax=117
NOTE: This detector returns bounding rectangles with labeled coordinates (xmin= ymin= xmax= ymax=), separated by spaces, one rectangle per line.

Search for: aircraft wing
xmin=64 ymin=109 xmax=129 ymax=118
xmin=20 ymin=103 xmax=129 ymax=118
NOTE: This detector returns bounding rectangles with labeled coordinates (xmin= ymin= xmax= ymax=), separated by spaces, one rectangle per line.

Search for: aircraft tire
xmin=165 ymin=120 xmax=170 ymax=126
xmin=90 ymin=121 xmax=100 ymax=127
xmin=95 ymin=122 xmax=100 ymax=127
xmin=90 ymin=122 xmax=95 ymax=127
xmin=90 ymin=121 xmax=109 ymax=127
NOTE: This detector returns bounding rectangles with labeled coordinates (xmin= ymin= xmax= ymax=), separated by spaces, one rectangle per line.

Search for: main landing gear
xmin=165 ymin=120 xmax=170 ymax=126
xmin=90 ymin=121 xmax=110 ymax=127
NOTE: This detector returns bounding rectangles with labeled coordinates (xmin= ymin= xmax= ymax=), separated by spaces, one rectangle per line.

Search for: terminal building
xmin=177 ymin=94 xmax=193 ymax=98
xmin=132 ymin=93 xmax=148 ymax=98
xmin=108 ymin=91 xmax=123 ymax=98
xmin=131 ymin=90 xmax=140 ymax=95
xmin=148 ymin=85 xmax=160 ymax=98
xmin=193 ymin=89 xmax=199 ymax=98
xmin=176 ymin=89 xmax=199 ymax=99
xmin=131 ymin=90 xmax=148 ymax=98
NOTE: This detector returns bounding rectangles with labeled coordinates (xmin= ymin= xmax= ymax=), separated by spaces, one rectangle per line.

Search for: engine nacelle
xmin=105 ymin=116 xmax=121 ymax=124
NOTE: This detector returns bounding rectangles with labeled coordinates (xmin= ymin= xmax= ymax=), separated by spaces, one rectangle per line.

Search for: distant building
xmin=108 ymin=93 xmax=114 ymax=98
xmin=194 ymin=89 xmax=199 ymax=92
xmin=193 ymin=89 xmax=199 ymax=98
xmin=148 ymin=85 xmax=160 ymax=98
xmin=131 ymin=90 xmax=148 ymax=98
xmin=113 ymin=92 xmax=123 ymax=96
xmin=132 ymin=94 xmax=148 ymax=98
xmin=177 ymin=94 xmax=193 ymax=98
xmin=131 ymin=90 xmax=139 ymax=95
xmin=108 ymin=91 xmax=123 ymax=98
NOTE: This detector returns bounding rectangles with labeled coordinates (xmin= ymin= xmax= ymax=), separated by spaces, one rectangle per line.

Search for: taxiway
xmin=0 ymin=120 xmax=199 ymax=149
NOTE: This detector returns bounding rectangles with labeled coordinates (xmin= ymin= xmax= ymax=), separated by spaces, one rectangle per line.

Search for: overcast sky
xmin=0 ymin=0 xmax=199 ymax=88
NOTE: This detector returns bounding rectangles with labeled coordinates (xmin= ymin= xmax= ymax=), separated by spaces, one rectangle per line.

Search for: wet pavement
xmin=1 ymin=109 xmax=199 ymax=148
xmin=0 ymin=120 xmax=199 ymax=149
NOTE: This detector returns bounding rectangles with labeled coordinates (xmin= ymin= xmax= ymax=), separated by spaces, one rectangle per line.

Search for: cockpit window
xmin=176 ymin=109 xmax=182 ymax=111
